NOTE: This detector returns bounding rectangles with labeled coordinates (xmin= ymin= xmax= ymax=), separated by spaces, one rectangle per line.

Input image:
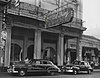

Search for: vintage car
xmin=7 ymin=59 xmax=61 ymax=76
xmin=61 ymin=61 xmax=93 ymax=75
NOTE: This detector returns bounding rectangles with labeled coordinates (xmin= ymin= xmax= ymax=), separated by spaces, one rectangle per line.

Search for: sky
xmin=18 ymin=0 xmax=100 ymax=39
xmin=83 ymin=0 xmax=100 ymax=39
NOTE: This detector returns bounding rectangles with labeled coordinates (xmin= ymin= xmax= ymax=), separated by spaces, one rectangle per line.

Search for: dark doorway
xmin=11 ymin=43 xmax=21 ymax=61
xmin=70 ymin=51 xmax=76 ymax=63
xmin=27 ymin=45 xmax=34 ymax=60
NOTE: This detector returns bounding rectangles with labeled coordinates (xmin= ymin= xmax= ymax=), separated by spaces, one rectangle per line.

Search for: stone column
xmin=64 ymin=39 xmax=68 ymax=64
xmin=34 ymin=29 xmax=41 ymax=59
xmin=57 ymin=33 xmax=64 ymax=66
xmin=79 ymin=41 xmax=82 ymax=61
xmin=23 ymin=32 xmax=28 ymax=60
xmin=67 ymin=50 xmax=70 ymax=64
xmin=4 ymin=26 xmax=11 ymax=67
xmin=76 ymin=37 xmax=80 ymax=61
xmin=41 ymin=35 xmax=44 ymax=59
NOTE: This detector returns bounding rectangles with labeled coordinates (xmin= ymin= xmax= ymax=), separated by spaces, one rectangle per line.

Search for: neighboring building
xmin=67 ymin=35 xmax=100 ymax=65
xmin=81 ymin=35 xmax=100 ymax=66
xmin=0 ymin=0 xmax=86 ymax=67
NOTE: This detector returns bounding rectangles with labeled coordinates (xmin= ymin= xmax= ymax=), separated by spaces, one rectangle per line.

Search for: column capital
xmin=59 ymin=33 xmax=64 ymax=37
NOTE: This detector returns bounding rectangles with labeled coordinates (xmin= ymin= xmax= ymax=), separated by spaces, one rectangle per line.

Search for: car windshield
xmin=72 ymin=61 xmax=80 ymax=65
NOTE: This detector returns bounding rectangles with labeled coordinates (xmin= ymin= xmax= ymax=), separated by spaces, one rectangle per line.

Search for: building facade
xmin=0 ymin=0 xmax=86 ymax=67
xmin=67 ymin=35 xmax=100 ymax=66
xmin=81 ymin=35 xmax=100 ymax=66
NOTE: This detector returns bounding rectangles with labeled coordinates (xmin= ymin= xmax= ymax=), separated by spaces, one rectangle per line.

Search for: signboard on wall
xmin=45 ymin=6 xmax=74 ymax=28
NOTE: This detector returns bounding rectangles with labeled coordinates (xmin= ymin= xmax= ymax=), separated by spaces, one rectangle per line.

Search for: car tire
xmin=8 ymin=72 xmax=13 ymax=75
xmin=87 ymin=70 xmax=91 ymax=74
xmin=73 ymin=70 xmax=77 ymax=75
xmin=50 ymin=71 xmax=55 ymax=75
xmin=19 ymin=70 xmax=26 ymax=76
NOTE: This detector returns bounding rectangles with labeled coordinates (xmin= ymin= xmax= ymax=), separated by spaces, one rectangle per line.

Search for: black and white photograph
xmin=0 ymin=0 xmax=100 ymax=78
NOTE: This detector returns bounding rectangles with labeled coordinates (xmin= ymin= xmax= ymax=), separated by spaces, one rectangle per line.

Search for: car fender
xmin=72 ymin=66 xmax=80 ymax=71
xmin=47 ymin=66 xmax=58 ymax=72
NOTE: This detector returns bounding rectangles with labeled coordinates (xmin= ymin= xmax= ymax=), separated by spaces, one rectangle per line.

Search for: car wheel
xmin=19 ymin=70 xmax=26 ymax=76
xmin=73 ymin=70 xmax=77 ymax=75
xmin=87 ymin=70 xmax=91 ymax=74
xmin=50 ymin=72 xmax=55 ymax=75
xmin=8 ymin=72 xmax=13 ymax=75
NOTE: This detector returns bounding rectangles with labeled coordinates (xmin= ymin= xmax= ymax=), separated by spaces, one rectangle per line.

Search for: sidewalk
xmin=93 ymin=69 xmax=100 ymax=72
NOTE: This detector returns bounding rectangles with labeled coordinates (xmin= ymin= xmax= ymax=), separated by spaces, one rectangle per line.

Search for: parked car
xmin=7 ymin=59 xmax=61 ymax=76
xmin=61 ymin=61 xmax=93 ymax=75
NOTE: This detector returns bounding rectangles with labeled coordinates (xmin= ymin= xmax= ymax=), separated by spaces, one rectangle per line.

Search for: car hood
xmin=65 ymin=64 xmax=74 ymax=67
xmin=10 ymin=61 xmax=26 ymax=66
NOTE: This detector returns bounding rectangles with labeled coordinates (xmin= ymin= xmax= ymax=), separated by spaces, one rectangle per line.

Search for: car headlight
xmin=70 ymin=67 xmax=73 ymax=69
xmin=7 ymin=66 xmax=10 ymax=68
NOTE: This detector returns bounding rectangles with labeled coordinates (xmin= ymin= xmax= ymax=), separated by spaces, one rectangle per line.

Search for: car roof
xmin=32 ymin=59 xmax=50 ymax=61
xmin=74 ymin=60 xmax=88 ymax=63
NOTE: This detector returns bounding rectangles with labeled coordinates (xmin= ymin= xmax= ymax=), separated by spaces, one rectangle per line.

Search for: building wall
xmin=0 ymin=0 xmax=85 ymax=66
xmin=0 ymin=7 xmax=4 ymax=66
xmin=66 ymin=35 xmax=100 ymax=63
xmin=81 ymin=35 xmax=100 ymax=50
xmin=80 ymin=35 xmax=100 ymax=66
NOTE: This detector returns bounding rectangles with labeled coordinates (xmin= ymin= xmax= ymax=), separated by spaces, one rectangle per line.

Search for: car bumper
xmin=7 ymin=68 xmax=18 ymax=74
xmin=62 ymin=69 xmax=73 ymax=73
xmin=58 ymin=69 xmax=61 ymax=72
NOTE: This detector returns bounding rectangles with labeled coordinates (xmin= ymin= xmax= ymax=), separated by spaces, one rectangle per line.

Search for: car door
xmin=27 ymin=62 xmax=34 ymax=72
xmin=32 ymin=60 xmax=46 ymax=73
xmin=27 ymin=60 xmax=40 ymax=72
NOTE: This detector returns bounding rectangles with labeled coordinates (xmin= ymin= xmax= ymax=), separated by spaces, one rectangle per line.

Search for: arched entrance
xmin=11 ymin=43 xmax=22 ymax=61
xmin=27 ymin=45 xmax=34 ymax=60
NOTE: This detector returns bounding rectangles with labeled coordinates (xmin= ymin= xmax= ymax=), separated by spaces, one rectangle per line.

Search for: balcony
xmin=6 ymin=1 xmax=85 ymax=30
xmin=7 ymin=2 xmax=49 ymax=21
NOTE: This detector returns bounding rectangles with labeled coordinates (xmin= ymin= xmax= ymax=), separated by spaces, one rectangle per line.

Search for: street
xmin=0 ymin=71 xmax=100 ymax=78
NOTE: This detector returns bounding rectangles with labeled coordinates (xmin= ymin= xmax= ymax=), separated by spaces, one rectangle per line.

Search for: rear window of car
xmin=79 ymin=62 xmax=85 ymax=65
